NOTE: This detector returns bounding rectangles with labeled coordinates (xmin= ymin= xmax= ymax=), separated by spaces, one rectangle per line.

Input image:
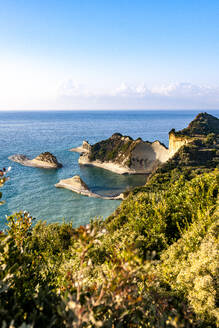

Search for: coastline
xmin=2 ymin=109 xmax=215 ymax=227
xmin=79 ymin=158 xmax=135 ymax=174
xmin=69 ymin=146 xmax=89 ymax=153
xmin=55 ymin=177 xmax=124 ymax=200
xmin=26 ymin=159 xmax=60 ymax=169
xmin=78 ymin=158 xmax=161 ymax=175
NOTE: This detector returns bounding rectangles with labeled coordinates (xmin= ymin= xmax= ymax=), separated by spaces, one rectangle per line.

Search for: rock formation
xmin=156 ymin=112 xmax=219 ymax=174
xmin=70 ymin=113 xmax=219 ymax=175
xmin=9 ymin=152 xmax=62 ymax=169
xmin=71 ymin=133 xmax=169 ymax=174
xmin=169 ymin=112 xmax=219 ymax=157
xmin=168 ymin=131 xmax=192 ymax=157
xmin=55 ymin=175 xmax=124 ymax=200
xmin=70 ymin=141 xmax=91 ymax=153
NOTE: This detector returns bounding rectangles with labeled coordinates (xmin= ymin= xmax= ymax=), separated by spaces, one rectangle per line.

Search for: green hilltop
xmin=172 ymin=112 xmax=219 ymax=137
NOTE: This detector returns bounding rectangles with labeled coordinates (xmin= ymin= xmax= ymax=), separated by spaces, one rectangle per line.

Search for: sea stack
xmin=9 ymin=152 xmax=62 ymax=169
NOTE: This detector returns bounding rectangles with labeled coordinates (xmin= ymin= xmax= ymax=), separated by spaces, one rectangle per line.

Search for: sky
xmin=0 ymin=0 xmax=219 ymax=110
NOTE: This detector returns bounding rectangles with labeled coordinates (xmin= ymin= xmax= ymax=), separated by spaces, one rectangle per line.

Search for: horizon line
xmin=1 ymin=108 xmax=219 ymax=112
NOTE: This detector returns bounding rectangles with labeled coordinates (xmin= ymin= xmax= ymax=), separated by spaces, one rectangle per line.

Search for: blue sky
xmin=0 ymin=0 xmax=219 ymax=109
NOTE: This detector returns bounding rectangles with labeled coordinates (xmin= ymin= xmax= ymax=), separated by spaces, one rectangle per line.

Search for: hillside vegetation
xmin=0 ymin=113 xmax=219 ymax=327
xmin=171 ymin=112 xmax=219 ymax=137
xmin=89 ymin=133 xmax=135 ymax=164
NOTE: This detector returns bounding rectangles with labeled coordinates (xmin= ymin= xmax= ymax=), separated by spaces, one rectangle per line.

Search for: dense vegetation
xmin=171 ymin=112 xmax=219 ymax=137
xmin=89 ymin=133 xmax=137 ymax=165
xmin=0 ymin=113 xmax=218 ymax=327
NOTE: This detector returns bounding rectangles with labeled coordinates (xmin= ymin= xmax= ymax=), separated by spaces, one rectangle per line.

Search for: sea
xmin=1 ymin=110 xmax=219 ymax=229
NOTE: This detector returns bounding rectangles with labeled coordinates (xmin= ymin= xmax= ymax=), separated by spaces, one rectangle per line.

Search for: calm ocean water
xmin=1 ymin=110 xmax=219 ymax=229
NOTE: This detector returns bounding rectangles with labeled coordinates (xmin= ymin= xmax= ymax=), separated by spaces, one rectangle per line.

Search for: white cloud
xmin=135 ymin=84 xmax=147 ymax=95
xmin=1 ymin=75 xmax=219 ymax=110
xmin=114 ymin=82 xmax=148 ymax=96
xmin=56 ymin=80 xmax=219 ymax=110
xmin=57 ymin=80 xmax=87 ymax=97
xmin=151 ymin=82 xmax=219 ymax=99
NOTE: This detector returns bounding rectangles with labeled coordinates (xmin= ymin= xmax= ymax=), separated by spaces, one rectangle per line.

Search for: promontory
xmin=70 ymin=112 xmax=219 ymax=175
xmin=70 ymin=134 xmax=169 ymax=174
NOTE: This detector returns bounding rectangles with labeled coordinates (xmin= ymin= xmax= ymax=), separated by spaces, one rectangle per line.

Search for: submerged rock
xmin=55 ymin=175 xmax=124 ymax=200
xmin=9 ymin=152 xmax=62 ymax=169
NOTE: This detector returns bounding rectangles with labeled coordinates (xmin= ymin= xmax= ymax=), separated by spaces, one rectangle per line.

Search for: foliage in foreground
xmin=0 ymin=215 xmax=195 ymax=328
xmin=0 ymin=170 xmax=218 ymax=327
xmin=0 ymin=167 xmax=11 ymax=205
xmin=160 ymin=217 xmax=219 ymax=324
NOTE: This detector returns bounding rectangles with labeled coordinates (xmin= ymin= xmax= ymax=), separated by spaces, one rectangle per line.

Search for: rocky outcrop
xmin=70 ymin=141 xmax=91 ymax=153
xmin=72 ymin=133 xmax=169 ymax=174
xmin=168 ymin=112 xmax=219 ymax=157
xmin=168 ymin=131 xmax=193 ymax=157
xmin=9 ymin=152 xmax=62 ymax=169
xmin=55 ymin=175 xmax=124 ymax=200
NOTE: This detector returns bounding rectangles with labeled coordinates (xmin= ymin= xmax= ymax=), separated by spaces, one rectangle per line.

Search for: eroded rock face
xmin=168 ymin=112 xmax=219 ymax=158
xmin=82 ymin=141 xmax=91 ymax=152
xmin=9 ymin=152 xmax=62 ymax=168
xmin=69 ymin=140 xmax=91 ymax=153
xmin=130 ymin=140 xmax=169 ymax=172
xmin=73 ymin=133 xmax=169 ymax=174
xmin=168 ymin=132 xmax=191 ymax=158
xmin=34 ymin=152 xmax=62 ymax=168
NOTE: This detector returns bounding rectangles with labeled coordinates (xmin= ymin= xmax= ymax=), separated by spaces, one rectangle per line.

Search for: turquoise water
xmin=1 ymin=110 xmax=219 ymax=229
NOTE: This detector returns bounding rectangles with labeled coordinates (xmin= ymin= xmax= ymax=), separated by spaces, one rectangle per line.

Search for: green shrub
xmin=206 ymin=132 xmax=216 ymax=145
xmin=160 ymin=208 xmax=219 ymax=326
xmin=0 ymin=213 xmax=75 ymax=327
xmin=105 ymin=171 xmax=219 ymax=258
xmin=55 ymin=225 xmax=196 ymax=328
xmin=0 ymin=167 xmax=11 ymax=205
xmin=1 ymin=219 xmax=196 ymax=327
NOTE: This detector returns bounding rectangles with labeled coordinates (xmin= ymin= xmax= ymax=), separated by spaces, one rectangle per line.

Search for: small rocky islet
xmin=9 ymin=152 xmax=62 ymax=169
xmin=9 ymin=112 xmax=219 ymax=199
xmin=55 ymin=175 xmax=124 ymax=200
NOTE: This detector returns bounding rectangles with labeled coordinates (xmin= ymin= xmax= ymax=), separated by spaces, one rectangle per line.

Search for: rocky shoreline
xmin=78 ymin=158 xmax=138 ymax=174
